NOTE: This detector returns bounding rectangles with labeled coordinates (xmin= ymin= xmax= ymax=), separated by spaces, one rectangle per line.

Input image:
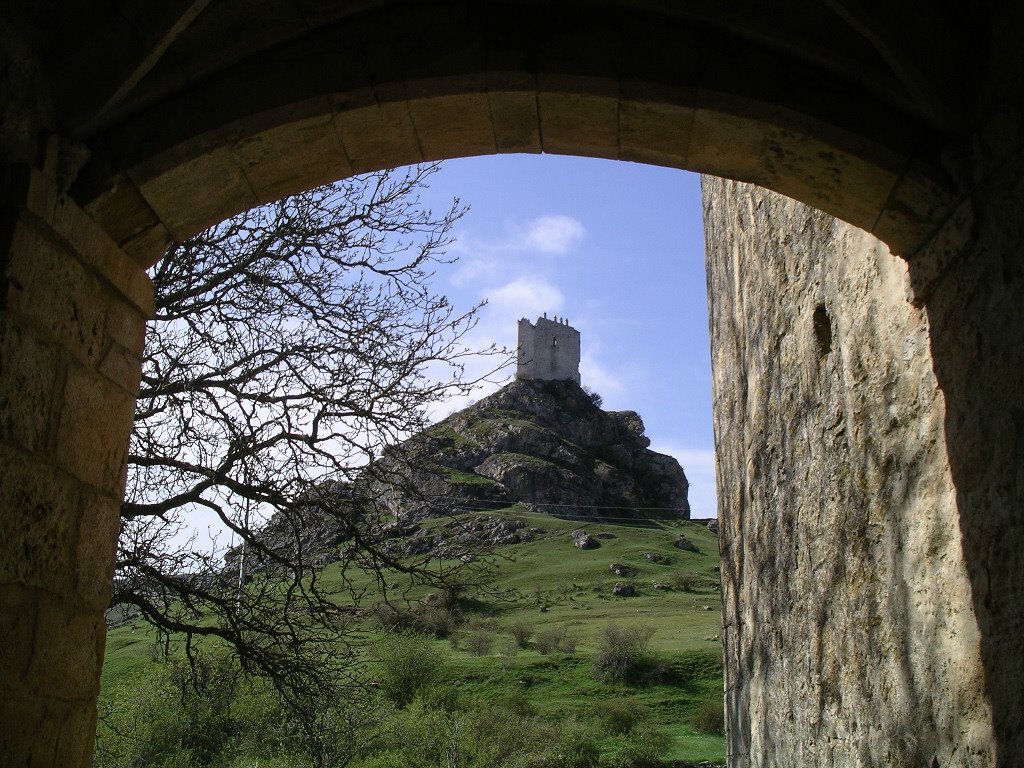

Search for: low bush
xmin=367 ymin=600 xmax=463 ymax=639
xmin=465 ymin=630 xmax=495 ymax=657
xmin=592 ymin=697 xmax=650 ymax=735
xmin=670 ymin=571 xmax=699 ymax=592
xmin=690 ymin=699 xmax=725 ymax=735
xmin=591 ymin=625 xmax=656 ymax=684
xmin=374 ymin=631 xmax=447 ymax=707
xmin=597 ymin=724 xmax=672 ymax=768
xmin=537 ymin=718 xmax=601 ymax=768
xmin=498 ymin=635 xmax=519 ymax=657
xmin=510 ymin=620 xmax=535 ymax=648
xmin=536 ymin=626 xmax=578 ymax=655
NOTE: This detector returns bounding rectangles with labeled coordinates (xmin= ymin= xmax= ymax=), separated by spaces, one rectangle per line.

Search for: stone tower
xmin=516 ymin=315 xmax=581 ymax=384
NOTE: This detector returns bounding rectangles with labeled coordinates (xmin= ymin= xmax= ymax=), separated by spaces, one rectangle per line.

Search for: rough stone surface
xmin=673 ymin=535 xmax=699 ymax=553
xmin=516 ymin=315 xmax=581 ymax=384
xmin=704 ymin=176 xmax=992 ymax=767
xmin=0 ymin=167 xmax=148 ymax=768
xmin=611 ymin=581 xmax=636 ymax=597
xmin=572 ymin=529 xmax=600 ymax=550
xmin=377 ymin=378 xmax=690 ymax=520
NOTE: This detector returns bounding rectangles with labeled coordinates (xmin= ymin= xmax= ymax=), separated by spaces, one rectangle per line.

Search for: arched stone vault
xmin=1 ymin=2 xmax=1022 ymax=767
xmin=53 ymin=2 xmax=973 ymax=263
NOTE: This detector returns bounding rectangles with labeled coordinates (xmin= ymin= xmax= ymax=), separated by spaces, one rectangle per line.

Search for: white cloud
xmin=485 ymin=277 xmax=565 ymax=317
xmin=647 ymin=443 xmax=719 ymax=519
xmin=520 ymin=215 xmax=585 ymax=254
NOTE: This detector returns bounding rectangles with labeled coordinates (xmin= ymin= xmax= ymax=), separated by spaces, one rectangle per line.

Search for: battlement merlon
xmin=515 ymin=315 xmax=581 ymax=384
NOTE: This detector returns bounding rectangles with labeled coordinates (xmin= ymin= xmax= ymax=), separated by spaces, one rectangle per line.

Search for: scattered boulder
xmin=652 ymin=582 xmax=671 ymax=590
xmin=706 ymin=519 xmax=719 ymax=534
xmin=572 ymin=529 xmax=600 ymax=549
xmin=612 ymin=581 xmax=637 ymax=597
xmin=673 ymin=535 xmax=699 ymax=553
xmin=641 ymin=551 xmax=666 ymax=563
xmin=609 ymin=562 xmax=637 ymax=577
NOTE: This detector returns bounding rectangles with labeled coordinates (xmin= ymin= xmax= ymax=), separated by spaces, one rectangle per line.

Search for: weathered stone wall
xmin=516 ymin=316 xmax=582 ymax=384
xmin=704 ymin=177 xmax=993 ymax=766
xmin=0 ymin=161 xmax=151 ymax=767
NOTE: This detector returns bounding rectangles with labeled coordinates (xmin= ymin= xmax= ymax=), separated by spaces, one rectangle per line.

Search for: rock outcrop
xmin=376 ymin=378 xmax=689 ymax=521
xmin=224 ymin=378 xmax=688 ymax=582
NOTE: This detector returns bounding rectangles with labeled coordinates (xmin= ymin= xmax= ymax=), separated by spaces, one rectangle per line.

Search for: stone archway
xmin=2 ymin=2 xmax=1022 ymax=766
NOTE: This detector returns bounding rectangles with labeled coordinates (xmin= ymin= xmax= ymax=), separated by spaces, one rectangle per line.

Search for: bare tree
xmin=113 ymin=164 xmax=505 ymax=703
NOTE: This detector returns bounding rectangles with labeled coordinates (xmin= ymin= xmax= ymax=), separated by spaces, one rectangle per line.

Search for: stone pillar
xmin=0 ymin=164 xmax=151 ymax=766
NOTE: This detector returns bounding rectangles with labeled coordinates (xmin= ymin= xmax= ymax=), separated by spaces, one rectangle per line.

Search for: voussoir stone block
xmin=5 ymin=219 xmax=108 ymax=369
xmin=538 ymin=90 xmax=619 ymax=159
xmin=55 ymin=362 xmax=135 ymax=494
xmin=333 ymin=102 xmax=424 ymax=175
xmin=0 ymin=447 xmax=80 ymax=597
xmin=73 ymin=489 xmax=121 ymax=611
xmin=0 ymin=321 xmax=61 ymax=454
xmin=27 ymin=597 xmax=106 ymax=701
xmin=487 ymin=90 xmax=542 ymax=154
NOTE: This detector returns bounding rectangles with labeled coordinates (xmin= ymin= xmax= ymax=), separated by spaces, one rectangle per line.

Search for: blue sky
xmin=415 ymin=155 xmax=717 ymax=519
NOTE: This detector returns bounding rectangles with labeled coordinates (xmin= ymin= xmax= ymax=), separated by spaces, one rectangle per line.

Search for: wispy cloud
xmin=520 ymin=214 xmax=585 ymax=254
xmin=486 ymin=277 xmax=565 ymax=317
xmin=449 ymin=214 xmax=585 ymax=286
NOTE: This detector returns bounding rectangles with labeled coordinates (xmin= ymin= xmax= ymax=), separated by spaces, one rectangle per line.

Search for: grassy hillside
xmin=99 ymin=510 xmax=724 ymax=766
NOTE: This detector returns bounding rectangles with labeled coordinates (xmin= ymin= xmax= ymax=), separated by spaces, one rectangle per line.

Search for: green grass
xmin=100 ymin=509 xmax=725 ymax=764
xmin=439 ymin=465 xmax=503 ymax=486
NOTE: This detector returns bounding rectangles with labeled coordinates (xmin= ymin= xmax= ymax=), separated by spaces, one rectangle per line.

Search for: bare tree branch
xmin=115 ymin=164 xmax=509 ymax=707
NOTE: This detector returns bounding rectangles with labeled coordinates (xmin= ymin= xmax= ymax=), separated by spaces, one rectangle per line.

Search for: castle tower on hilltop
xmin=516 ymin=314 xmax=581 ymax=384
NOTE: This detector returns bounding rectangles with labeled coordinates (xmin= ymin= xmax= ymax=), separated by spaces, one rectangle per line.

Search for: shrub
xmin=498 ymin=690 xmax=535 ymax=718
xmin=592 ymin=697 xmax=649 ymax=735
xmin=535 ymin=627 xmax=562 ymax=655
xmin=670 ymin=571 xmax=699 ymax=592
xmin=558 ymin=632 xmax=579 ymax=654
xmin=591 ymin=625 xmax=656 ymax=684
xmin=417 ymin=604 xmax=463 ymax=637
xmin=510 ymin=620 xmax=535 ymax=648
xmin=374 ymin=631 xmax=447 ymax=707
xmin=597 ymin=724 xmax=672 ymax=768
xmin=536 ymin=626 xmax=577 ymax=655
xmin=538 ymin=719 xmax=601 ymax=768
xmin=690 ymin=699 xmax=725 ymax=735
xmin=367 ymin=600 xmax=463 ymax=638
xmin=498 ymin=635 xmax=519 ymax=657
xmin=465 ymin=630 xmax=495 ymax=657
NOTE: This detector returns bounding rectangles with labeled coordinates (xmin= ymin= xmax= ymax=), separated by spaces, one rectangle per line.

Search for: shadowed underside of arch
xmin=57 ymin=1 xmax=974 ymax=267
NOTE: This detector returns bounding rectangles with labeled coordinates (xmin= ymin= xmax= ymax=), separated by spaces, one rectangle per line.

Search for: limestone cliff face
xmin=703 ymin=177 xmax=992 ymax=767
xmin=382 ymin=378 xmax=689 ymax=520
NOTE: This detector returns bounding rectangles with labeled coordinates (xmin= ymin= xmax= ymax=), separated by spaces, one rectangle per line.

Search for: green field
xmin=99 ymin=510 xmax=725 ymax=767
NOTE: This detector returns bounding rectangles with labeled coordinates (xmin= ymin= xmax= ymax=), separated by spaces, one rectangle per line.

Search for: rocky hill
xmin=217 ymin=378 xmax=689 ymax=585
xmin=374 ymin=378 xmax=689 ymax=521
